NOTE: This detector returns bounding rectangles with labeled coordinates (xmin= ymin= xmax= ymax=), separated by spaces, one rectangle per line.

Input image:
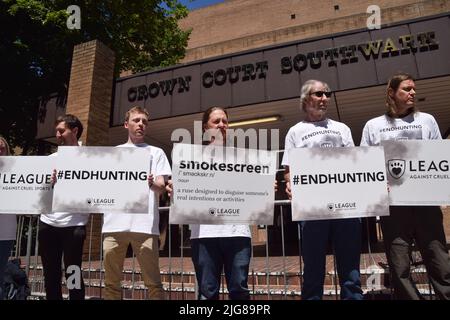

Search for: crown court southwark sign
xmin=112 ymin=16 xmax=450 ymax=125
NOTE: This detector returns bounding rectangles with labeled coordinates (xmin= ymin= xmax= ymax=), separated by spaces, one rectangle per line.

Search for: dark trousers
xmin=0 ymin=240 xmax=14 ymax=300
xmin=381 ymin=206 xmax=450 ymax=300
xmin=191 ymin=237 xmax=251 ymax=300
xmin=300 ymin=218 xmax=363 ymax=300
xmin=38 ymin=221 xmax=86 ymax=300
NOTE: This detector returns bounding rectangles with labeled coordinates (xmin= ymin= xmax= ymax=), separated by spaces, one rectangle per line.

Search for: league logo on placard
xmin=387 ymin=159 xmax=406 ymax=179
xmin=327 ymin=203 xmax=335 ymax=212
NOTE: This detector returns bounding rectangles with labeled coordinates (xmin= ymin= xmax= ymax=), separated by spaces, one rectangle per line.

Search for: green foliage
xmin=0 ymin=0 xmax=191 ymax=152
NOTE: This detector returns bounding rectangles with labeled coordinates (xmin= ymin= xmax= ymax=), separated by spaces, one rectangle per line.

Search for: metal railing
xmin=7 ymin=200 xmax=436 ymax=300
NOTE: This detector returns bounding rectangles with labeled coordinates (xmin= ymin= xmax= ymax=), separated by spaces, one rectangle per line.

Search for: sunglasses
xmin=310 ymin=91 xmax=332 ymax=98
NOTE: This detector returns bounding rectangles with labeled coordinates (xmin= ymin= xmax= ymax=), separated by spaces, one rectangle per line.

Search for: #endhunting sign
xmin=289 ymin=146 xmax=389 ymax=221
xmin=52 ymin=146 xmax=151 ymax=213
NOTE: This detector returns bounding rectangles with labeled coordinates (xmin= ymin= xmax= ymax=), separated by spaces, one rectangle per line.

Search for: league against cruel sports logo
xmin=387 ymin=159 xmax=406 ymax=179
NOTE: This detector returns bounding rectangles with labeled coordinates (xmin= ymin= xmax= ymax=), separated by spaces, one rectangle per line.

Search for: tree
xmin=0 ymin=0 xmax=191 ymax=153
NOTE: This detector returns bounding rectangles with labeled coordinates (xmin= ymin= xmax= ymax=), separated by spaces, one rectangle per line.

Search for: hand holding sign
xmin=51 ymin=169 xmax=57 ymax=188
xmin=166 ymin=179 xmax=173 ymax=197
xmin=148 ymin=173 xmax=154 ymax=188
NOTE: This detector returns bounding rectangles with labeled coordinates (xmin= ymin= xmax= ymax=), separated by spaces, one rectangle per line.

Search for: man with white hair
xmin=282 ymin=80 xmax=363 ymax=300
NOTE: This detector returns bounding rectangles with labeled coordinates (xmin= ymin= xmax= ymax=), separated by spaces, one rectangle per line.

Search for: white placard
xmin=0 ymin=156 xmax=54 ymax=215
xmin=52 ymin=146 xmax=151 ymax=213
xmin=381 ymin=140 xmax=450 ymax=205
xmin=289 ymin=146 xmax=389 ymax=221
xmin=170 ymin=143 xmax=277 ymax=225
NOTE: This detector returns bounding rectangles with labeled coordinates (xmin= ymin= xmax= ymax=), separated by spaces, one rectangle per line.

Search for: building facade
xmin=36 ymin=0 xmax=450 ymax=257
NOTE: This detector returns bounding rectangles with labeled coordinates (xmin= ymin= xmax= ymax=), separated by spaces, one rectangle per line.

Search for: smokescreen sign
xmin=170 ymin=143 xmax=277 ymax=225
xmin=381 ymin=140 xmax=450 ymax=205
xmin=52 ymin=146 xmax=151 ymax=213
xmin=0 ymin=156 xmax=54 ymax=214
xmin=289 ymin=146 xmax=389 ymax=221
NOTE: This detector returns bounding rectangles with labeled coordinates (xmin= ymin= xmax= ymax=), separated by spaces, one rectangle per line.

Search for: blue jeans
xmin=0 ymin=240 xmax=14 ymax=300
xmin=300 ymin=218 xmax=363 ymax=300
xmin=191 ymin=237 xmax=251 ymax=300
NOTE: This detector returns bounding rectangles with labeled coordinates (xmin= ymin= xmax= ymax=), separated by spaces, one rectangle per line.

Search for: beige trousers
xmin=103 ymin=232 xmax=164 ymax=300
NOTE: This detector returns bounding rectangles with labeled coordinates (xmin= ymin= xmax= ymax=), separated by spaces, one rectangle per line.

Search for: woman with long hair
xmin=167 ymin=106 xmax=252 ymax=300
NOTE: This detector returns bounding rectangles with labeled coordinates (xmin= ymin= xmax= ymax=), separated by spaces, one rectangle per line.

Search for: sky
xmin=179 ymin=0 xmax=225 ymax=10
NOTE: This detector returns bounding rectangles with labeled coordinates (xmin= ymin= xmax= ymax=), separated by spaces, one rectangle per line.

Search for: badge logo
xmin=388 ymin=159 xmax=405 ymax=179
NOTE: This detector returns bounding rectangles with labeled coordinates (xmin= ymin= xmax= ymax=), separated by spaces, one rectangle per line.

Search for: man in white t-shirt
xmin=102 ymin=106 xmax=171 ymax=300
xmin=360 ymin=73 xmax=450 ymax=300
xmin=39 ymin=114 xmax=90 ymax=300
xmin=282 ymin=80 xmax=363 ymax=300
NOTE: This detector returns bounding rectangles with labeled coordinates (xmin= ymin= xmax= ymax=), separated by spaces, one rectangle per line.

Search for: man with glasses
xmin=282 ymin=80 xmax=363 ymax=300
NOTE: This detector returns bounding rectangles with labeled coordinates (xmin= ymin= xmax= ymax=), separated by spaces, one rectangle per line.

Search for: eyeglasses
xmin=310 ymin=91 xmax=332 ymax=98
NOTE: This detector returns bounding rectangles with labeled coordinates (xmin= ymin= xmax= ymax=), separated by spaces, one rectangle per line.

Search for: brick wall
xmin=66 ymin=40 xmax=115 ymax=259
xmin=180 ymin=0 xmax=450 ymax=62
xmin=66 ymin=40 xmax=115 ymax=146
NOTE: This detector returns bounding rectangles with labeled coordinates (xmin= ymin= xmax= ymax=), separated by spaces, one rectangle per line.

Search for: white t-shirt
xmin=190 ymin=224 xmax=251 ymax=239
xmin=281 ymin=118 xmax=355 ymax=167
xmin=102 ymin=143 xmax=171 ymax=235
xmin=360 ymin=112 xmax=442 ymax=146
xmin=0 ymin=214 xmax=17 ymax=241
xmin=40 ymin=153 xmax=90 ymax=227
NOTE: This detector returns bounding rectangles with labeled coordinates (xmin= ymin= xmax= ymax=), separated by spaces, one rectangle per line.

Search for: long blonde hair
xmin=0 ymin=136 xmax=11 ymax=156
xmin=385 ymin=73 xmax=417 ymax=117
